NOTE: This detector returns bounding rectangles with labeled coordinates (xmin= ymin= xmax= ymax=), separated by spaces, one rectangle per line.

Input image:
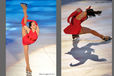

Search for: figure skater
xmin=20 ymin=3 xmax=39 ymax=75
xmin=64 ymin=6 xmax=111 ymax=41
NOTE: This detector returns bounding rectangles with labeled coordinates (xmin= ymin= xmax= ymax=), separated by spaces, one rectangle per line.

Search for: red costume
xmin=21 ymin=16 xmax=38 ymax=45
xmin=64 ymin=7 xmax=91 ymax=35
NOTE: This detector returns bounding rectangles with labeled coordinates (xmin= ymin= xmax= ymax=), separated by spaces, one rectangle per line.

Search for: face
xmin=31 ymin=22 xmax=36 ymax=29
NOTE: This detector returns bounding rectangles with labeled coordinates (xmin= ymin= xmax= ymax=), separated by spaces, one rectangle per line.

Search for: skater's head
xmin=29 ymin=21 xmax=36 ymax=29
xmin=86 ymin=9 xmax=102 ymax=17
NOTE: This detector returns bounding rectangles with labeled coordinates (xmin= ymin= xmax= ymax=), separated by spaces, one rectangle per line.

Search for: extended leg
xmin=21 ymin=4 xmax=28 ymax=25
xmin=21 ymin=4 xmax=28 ymax=37
xmin=80 ymin=27 xmax=111 ymax=40
xmin=21 ymin=4 xmax=30 ymax=33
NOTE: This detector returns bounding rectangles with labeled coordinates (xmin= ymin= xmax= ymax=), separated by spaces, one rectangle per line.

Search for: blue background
xmin=6 ymin=0 xmax=56 ymax=44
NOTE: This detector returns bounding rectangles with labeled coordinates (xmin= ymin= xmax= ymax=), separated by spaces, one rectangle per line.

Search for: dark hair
xmin=86 ymin=9 xmax=102 ymax=17
xmin=29 ymin=21 xmax=33 ymax=29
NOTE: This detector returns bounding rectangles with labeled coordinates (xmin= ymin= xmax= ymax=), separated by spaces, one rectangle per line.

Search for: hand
xmin=86 ymin=6 xmax=91 ymax=10
xmin=88 ymin=6 xmax=91 ymax=9
xmin=67 ymin=19 xmax=70 ymax=23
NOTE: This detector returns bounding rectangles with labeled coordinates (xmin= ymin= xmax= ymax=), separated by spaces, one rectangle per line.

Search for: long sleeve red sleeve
xmin=67 ymin=8 xmax=82 ymax=23
xmin=67 ymin=11 xmax=78 ymax=23
xmin=21 ymin=17 xmax=26 ymax=26
xmin=21 ymin=16 xmax=38 ymax=26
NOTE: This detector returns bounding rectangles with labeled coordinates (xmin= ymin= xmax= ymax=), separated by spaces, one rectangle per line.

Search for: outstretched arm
xmin=21 ymin=17 xmax=30 ymax=33
xmin=67 ymin=8 xmax=82 ymax=23
xmin=67 ymin=11 xmax=77 ymax=23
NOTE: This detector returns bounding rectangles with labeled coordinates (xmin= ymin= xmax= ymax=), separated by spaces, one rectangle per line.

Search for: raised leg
xmin=21 ymin=4 xmax=28 ymax=37
xmin=21 ymin=4 xmax=28 ymax=24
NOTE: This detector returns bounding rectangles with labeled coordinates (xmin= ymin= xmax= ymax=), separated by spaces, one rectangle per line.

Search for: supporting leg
xmin=23 ymin=45 xmax=32 ymax=72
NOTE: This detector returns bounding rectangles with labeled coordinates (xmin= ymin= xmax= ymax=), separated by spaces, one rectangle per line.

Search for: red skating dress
xmin=21 ymin=17 xmax=38 ymax=45
xmin=64 ymin=9 xmax=87 ymax=35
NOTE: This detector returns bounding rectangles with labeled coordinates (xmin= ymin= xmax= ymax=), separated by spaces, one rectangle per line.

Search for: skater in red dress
xmin=21 ymin=3 xmax=39 ymax=74
xmin=64 ymin=6 xmax=111 ymax=41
